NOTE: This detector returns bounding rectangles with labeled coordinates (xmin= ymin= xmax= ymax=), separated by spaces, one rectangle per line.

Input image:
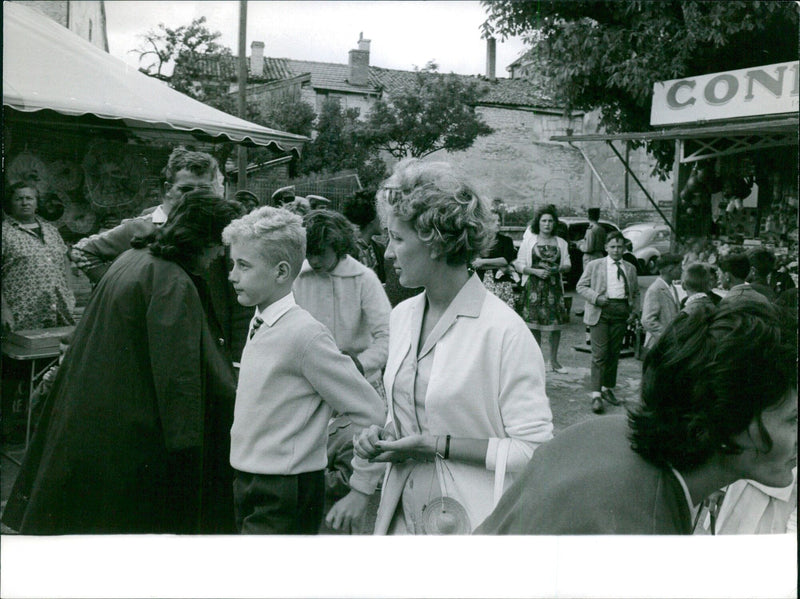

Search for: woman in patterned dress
xmin=2 ymin=182 xmax=75 ymax=332
xmin=515 ymin=204 xmax=571 ymax=373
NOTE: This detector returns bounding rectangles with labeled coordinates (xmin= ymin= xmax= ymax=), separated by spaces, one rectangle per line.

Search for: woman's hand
xmin=325 ymin=489 xmax=370 ymax=533
xmin=370 ymin=434 xmax=437 ymax=463
xmin=353 ymin=425 xmax=395 ymax=460
xmin=529 ymin=267 xmax=550 ymax=280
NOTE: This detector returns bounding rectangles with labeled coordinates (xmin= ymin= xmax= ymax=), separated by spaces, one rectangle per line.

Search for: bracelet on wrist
xmin=435 ymin=436 xmax=445 ymax=461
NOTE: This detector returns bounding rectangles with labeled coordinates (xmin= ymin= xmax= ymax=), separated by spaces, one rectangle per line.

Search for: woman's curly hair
xmin=529 ymin=204 xmax=560 ymax=235
xmin=628 ymin=300 xmax=797 ymax=471
xmin=376 ymin=159 xmax=496 ymax=266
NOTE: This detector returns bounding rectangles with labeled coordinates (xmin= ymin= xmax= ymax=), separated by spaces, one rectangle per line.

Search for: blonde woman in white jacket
xmin=354 ymin=160 xmax=553 ymax=534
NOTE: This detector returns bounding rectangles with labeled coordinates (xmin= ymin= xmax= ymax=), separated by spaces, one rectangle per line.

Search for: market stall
xmin=3 ymin=1 xmax=308 ymax=238
xmin=551 ymin=61 xmax=798 ymax=268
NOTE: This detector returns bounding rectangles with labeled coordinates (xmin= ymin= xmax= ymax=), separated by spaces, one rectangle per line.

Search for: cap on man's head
xmin=271 ymin=186 xmax=296 ymax=205
xmin=587 ymin=207 xmax=601 ymax=221
xmin=657 ymin=253 xmax=683 ymax=270
xmin=234 ymin=190 xmax=260 ymax=207
xmin=306 ymin=195 xmax=331 ymax=210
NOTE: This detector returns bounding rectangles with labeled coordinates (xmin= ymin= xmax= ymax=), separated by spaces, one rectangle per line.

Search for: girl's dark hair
xmin=303 ymin=209 xmax=358 ymax=258
xmin=629 ymin=300 xmax=797 ymax=471
xmin=529 ymin=204 xmax=559 ymax=235
xmin=132 ymin=190 xmax=242 ymax=269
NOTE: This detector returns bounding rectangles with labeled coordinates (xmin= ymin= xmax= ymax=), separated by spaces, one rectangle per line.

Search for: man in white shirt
xmin=576 ymin=232 xmax=640 ymax=414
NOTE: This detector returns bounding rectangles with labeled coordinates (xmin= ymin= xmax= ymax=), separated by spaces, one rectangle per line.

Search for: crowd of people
xmin=1 ymin=147 xmax=796 ymax=537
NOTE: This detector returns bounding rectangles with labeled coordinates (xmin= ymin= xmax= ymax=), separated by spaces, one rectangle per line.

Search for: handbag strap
xmin=493 ymin=438 xmax=511 ymax=506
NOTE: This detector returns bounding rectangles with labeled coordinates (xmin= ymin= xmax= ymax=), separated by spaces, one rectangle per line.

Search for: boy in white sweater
xmin=222 ymin=207 xmax=385 ymax=534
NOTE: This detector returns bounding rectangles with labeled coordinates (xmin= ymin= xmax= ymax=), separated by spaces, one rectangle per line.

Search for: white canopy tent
xmin=3 ymin=2 xmax=307 ymax=154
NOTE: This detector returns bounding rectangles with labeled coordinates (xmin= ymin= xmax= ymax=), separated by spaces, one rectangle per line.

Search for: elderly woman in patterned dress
xmin=2 ymin=182 xmax=75 ymax=332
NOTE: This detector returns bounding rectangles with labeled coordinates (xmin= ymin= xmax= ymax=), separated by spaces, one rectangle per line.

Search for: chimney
xmin=486 ymin=37 xmax=496 ymax=81
xmin=250 ymin=41 xmax=265 ymax=78
xmin=348 ymin=32 xmax=371 ymax=86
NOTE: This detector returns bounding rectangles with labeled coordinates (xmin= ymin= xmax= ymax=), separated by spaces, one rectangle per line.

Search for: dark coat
xmin=475 ymin=416 xmax=692 ymax=535
xmin=2 ymin=249 xmax=237 ymax=534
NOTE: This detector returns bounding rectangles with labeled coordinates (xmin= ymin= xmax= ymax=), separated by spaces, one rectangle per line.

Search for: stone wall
xmin=424 ymin=105 xmax=673 ymax=221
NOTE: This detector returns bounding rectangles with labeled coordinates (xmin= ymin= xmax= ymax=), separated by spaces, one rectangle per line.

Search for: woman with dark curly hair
xmin=354 ymin=160 xmax=553 ymax=534
xmin=478 ymin=300 xmax=797 ymax=534
xmin=2 ymin=190 xmax=243 ymax=535
xmin=515 ymin=204 xmax=571 ymax=373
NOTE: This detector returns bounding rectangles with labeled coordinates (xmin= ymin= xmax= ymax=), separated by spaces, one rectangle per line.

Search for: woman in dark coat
xmin=2 ymin=191 xmax=242 ymax=534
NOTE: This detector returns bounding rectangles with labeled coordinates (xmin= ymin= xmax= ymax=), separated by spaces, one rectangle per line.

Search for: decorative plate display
xmin=420 ymin=497 xmax=471 ymax=535
xmin=62 ymin=201 xmax=97 ymax=235
xmin=37 ymin=189 xmax=68 ymax=222
xmin=49 ymin=160 xmax=83 ymax=192
xmin=82 ymin=139 xmax=146 ymax=210
xmin=7 ymin=151 xmax=49 ymax=192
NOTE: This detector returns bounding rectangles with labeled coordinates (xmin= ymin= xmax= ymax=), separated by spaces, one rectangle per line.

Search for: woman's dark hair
xmin=303 ymin=209 xmax=358 ymax=259
xmin=629 ymin=300 xmax=797 ymax=471
xmin=529 ymin=204 xmax=559 ymax=235
xmin=342 ymin=191 xmax=378 ymax=229
xmin=132 ymin=190 xmax=242 ymax=268
xmin=3 ymin=182 xmax=39 ymax=214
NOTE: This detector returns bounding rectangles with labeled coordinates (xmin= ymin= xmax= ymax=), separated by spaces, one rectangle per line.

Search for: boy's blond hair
xmin=222 ymin=206 xmax=307 ymax=277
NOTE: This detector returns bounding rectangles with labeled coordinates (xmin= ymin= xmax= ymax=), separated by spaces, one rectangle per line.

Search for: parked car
xmin=501 ymin=218 xmax=622 ymax=288
xmin=622 ymin=222 xmax=673 ymax=275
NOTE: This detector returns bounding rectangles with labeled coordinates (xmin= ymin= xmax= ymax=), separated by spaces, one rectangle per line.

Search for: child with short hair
xmin=222 ymin=207 xmax=385 ymax=534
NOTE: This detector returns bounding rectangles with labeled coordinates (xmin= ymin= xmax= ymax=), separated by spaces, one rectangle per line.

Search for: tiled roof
xmin=476 ymin=76 xmax=559 ymax=109
xmin=178 ymin=53 xmax=562 ymax=108
xmin=286 ymin=59 xmax=383 ymax=94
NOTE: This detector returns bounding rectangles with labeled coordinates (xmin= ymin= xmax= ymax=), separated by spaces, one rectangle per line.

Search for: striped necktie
xmin=249 ymin=316 xmax=264 ymax=339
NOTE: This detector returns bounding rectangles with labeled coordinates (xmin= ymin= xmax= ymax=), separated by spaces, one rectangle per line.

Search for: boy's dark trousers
xmin=233 ymin=469 xmax=324 ymax=534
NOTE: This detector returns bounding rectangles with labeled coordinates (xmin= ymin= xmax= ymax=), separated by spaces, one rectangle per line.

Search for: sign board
xmin=651 ymin=61 xmax=799 ymax=126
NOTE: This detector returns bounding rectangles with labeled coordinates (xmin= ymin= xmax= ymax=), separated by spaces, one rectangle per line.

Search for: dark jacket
xmin=2 ymin=249 xmax=237 ymax=534
xmin=475 ymin=416 xmax=692 ymax=535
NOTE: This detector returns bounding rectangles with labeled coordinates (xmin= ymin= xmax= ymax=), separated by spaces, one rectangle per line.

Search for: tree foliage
xmin=257 ymin=100 xmax=317 ymax=138
xmin=300 ymin=98 xmax=387 ymax=190
xmin=364 ymin=63 xmax=494 ymax=159
xmin=481 ymin=1 xmax=799 ymax=176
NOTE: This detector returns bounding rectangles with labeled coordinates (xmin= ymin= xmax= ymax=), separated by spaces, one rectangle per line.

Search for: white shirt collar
xmin=151 ymin=204 xmax=168 ymax=225
xmin=254 ymin=291 xmax=296 ymax=328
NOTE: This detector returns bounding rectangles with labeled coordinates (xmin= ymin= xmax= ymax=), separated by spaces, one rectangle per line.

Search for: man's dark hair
xmin=748 ymin=248 xmax=776 ymax=278
xmin=587 ymin=207 xmax=601 ymax=222
xmin=606 ymin=230 xmax=625 ymax=245
xmin=682 ymin=263 xmax=713 ymax=294
xmin=162 ymin=147 xmax=220 ymax=184
xmin=342 ymin=192 xmax=378 ymax=229
xmin=629 ymin=300 xmax=797 ymax=471
xmin=719 ymin=253 xmax=751 ymax=281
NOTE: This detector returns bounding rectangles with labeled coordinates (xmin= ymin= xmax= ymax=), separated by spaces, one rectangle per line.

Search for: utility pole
xmin=237 ymin=0 xmax=248 ymax=190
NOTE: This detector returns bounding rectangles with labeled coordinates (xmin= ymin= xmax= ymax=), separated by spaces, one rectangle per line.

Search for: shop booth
xmin=2 ymin=2 xmax=308 ymax=452
xmin=551 ymin=61 xmax=799 ymax=261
